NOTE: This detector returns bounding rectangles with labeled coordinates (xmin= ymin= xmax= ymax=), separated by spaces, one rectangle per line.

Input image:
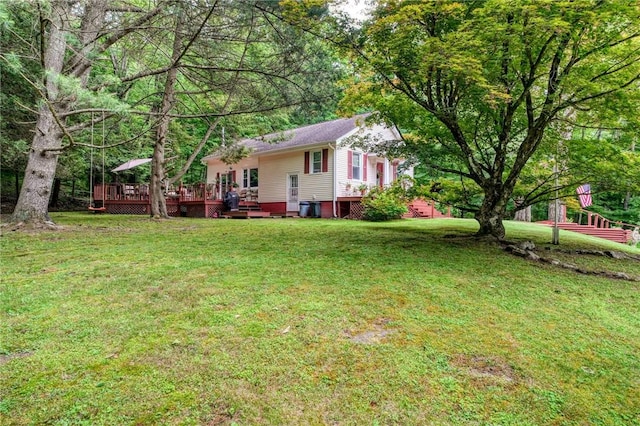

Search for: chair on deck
xmin=139 ymin=184 xmax=149 ymax=199
xmin=124 ymin=184 xmax=136 ymax=199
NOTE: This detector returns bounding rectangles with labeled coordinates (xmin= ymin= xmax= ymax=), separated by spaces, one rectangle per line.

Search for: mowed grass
xmin=1 ymin=214 xmax=639 ymax=425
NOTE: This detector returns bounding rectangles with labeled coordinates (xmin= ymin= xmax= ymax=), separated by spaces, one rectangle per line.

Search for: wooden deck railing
xmin=166 ymin=184 xmax=215 ymax=202
xmin=94 ymin=183 xmax=255 ymax=202
xmin=538 ymin=210 xmax=636 ymax=244
xmin=94 ymin=183 xmax=150 ymax=201
xmin=578 ymin=210 xmax=637 ymax=230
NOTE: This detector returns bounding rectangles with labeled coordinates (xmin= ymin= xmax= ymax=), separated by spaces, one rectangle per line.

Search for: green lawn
xmin=1 ymin=214 xmax=639 ymax=425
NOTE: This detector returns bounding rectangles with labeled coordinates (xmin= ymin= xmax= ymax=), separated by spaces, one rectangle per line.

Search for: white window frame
xmin=243 ymin=168 xmax=258 ymax=188
xmin=352 ymin=152 xmax=362 ymax=180
xmin=311 ymin=150 xmax=322 ymax=174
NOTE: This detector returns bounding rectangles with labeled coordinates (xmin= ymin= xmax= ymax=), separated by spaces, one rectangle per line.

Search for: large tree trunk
xmin=474 ymin=188 xmax=510 ymax=239
xmin=10 ymin=107 xmax=63 ymax=223
xmin=10 ymin=2 xmax=68 ymax=224
xmin=150 ymin=146 xmax=169 ymax=218
xmin=150 ymin=12 xmax=184 ymax=219
xmin=10 ymin=0 xmax=108 ymax=225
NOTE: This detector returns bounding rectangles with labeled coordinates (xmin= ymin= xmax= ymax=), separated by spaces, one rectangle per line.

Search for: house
xmin=201 ymin=115 xmax=412 ymax=218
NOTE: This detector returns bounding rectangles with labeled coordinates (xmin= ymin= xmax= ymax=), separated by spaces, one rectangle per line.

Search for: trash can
xmin=309 ymin=201 xmax=321 ymax=218
xmin=299 ymin=201 xmax=310 ymax=217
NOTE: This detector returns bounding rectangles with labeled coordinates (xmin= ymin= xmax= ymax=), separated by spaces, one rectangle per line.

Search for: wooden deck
xmin=93 ymin=184 xmax=456 ymax=221
xmin=537 ymin=221 xmax=632 ymax=244
xmin=537 ymin=210 xmax=635 ymax=244
xmin=404 ymin=199 xmax=452 ymax=219
xmin=93 ymin=183 xmax=270 ymax=219
xmin=337 ymin=196 xmax=364 ymax=219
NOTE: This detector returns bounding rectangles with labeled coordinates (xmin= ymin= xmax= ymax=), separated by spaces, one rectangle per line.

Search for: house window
xmin=352 ymin=152 xmax=362 ymax=180
xmin=311 ymin=151 xmax=322 ymax=174
xmin=304 ymin=149 xmax=328 ymax=174
xmin=243 ymin=168 xmax=258 ymax=187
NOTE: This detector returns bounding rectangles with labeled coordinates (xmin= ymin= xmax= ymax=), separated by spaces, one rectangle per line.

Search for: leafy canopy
xmin=339 ymin=0 xmax=640 ymax=236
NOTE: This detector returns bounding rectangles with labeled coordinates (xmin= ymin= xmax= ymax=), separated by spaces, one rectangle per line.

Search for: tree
xmin=3 ymin=0 xmax=164 ymax=225
xmin=3 ymin=1 xmax=341 ymax=222
xmin=339 ymin=0 xmax=640 ymax=239
xmin=128 ymin=1 xmax=342 ymax=218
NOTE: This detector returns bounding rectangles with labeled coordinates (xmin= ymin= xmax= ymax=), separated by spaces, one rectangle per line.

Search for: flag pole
xmin=552 ymin=143 xmax=560 ymax=245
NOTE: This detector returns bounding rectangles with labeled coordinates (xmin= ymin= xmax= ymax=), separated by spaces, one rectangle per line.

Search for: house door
xmin=376 ymin=163 xmax=384 ymax=188
xmin=286 ymin=173 xmax=299 ymax=212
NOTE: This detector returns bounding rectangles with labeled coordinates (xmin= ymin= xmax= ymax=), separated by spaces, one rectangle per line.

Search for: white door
xmin=286 ymin=173 xmax=299 ymax=212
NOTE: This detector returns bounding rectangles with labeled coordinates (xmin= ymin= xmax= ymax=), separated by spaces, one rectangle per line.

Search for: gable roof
xmin=202 ymin=114 xmax=371 ymax=161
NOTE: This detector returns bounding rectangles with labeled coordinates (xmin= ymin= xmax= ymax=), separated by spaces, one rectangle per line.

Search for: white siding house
xmin=201 ymin=115 xmax=411 ymax=217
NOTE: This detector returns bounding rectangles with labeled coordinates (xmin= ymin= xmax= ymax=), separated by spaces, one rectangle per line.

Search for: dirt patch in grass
xmin=345 ymin=318 xmax=397 ymax=344
xmin=0 ymin=350 xmax=33 ymax=366
xmin=200 ymin=400 xmax=238 ymax=426
xmin=450 ymin=354 xmax=518 ymax=385
xmin=0 ymin=219 xmax=62 ymax=233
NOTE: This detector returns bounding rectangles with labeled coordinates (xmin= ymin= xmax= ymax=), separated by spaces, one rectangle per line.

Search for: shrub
xmin=362 ymin=185 xmax=408 ymax=221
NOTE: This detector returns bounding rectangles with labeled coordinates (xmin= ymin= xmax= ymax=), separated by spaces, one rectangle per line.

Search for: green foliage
xmin=362 ymin=178 xmax=409 ymax=221
xmin=0 ymin=2 xmax=38 ymax=178
xmin=338 ymin=0 xmax=640 ymax=237
xmin=585 ymin=191 xmax=640 ymax=227
xmin=218 ymin=144 xmax=253 ymax=166
xmin=362 ymin=189 xmax=407 ymax=221
xmin=1 ymin=0 xmax=346 ymax=211
xmin=51 ymin=73 xmax=129 ymax=113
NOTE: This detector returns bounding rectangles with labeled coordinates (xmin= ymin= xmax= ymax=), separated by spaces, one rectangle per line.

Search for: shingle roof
xmin=205 ymin=114 xmax=369 ymax=159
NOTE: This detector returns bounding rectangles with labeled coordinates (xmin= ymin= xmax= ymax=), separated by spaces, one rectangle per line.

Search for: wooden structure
xmin=94 ymin=183 xmax=269 ymax=218
xmin=336 ymin=197 xmax=452 ymax=220
xmin=94 ymin=183 xmax=454 ymax=221
xmin=404 ymin=199 xmax=452 ymax=219
xmin=537 ymin=210 xmax=633 ymax=244
xmin=337 ymin=196 xmax=365 ymax=219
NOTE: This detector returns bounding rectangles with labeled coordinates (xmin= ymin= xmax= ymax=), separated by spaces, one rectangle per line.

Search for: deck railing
xmin=95 ymin=183 xmax=258 ymax=202
xmin=94 ymin=183 xmax=150 ymax=201
xmin=578 ymin=210 xmax=637 ymax=230
xmin=166 ymin=184 xmax=215 ymax=202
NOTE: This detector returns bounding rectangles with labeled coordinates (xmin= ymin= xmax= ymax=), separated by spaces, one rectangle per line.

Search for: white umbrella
xmin=111 ymin=158 xmax=152 ymax=172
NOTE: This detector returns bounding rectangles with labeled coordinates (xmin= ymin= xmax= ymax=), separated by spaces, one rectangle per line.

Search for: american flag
xmin=576 ymin=184 xmax=592 ymax=208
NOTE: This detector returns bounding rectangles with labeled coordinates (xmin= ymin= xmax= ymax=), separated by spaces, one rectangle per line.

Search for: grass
xmin=1 ymin=213 xmax=639 ymax=425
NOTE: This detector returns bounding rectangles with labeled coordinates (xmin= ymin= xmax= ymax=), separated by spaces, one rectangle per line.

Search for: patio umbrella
xmin=111 ymin=158 xmax=152 ymax=172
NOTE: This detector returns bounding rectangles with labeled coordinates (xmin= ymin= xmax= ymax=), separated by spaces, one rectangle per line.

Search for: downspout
xmin=330 ymin=142 xmax=337 ymax=217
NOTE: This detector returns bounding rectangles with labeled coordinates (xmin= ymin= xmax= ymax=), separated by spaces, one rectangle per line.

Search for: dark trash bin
xmin=309 ymin=201 xmax=321 ymax=218
xmin=299 ymin=201 xmax=310 ymax=217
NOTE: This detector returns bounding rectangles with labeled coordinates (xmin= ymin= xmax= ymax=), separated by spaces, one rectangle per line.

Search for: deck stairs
xmin=537 ymin=221 xmax=632 ymax=244
xmin=404 ymin=199 xmax=451 ymax=219
xmin=224 ymin=201 xmax=271 ymax=218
